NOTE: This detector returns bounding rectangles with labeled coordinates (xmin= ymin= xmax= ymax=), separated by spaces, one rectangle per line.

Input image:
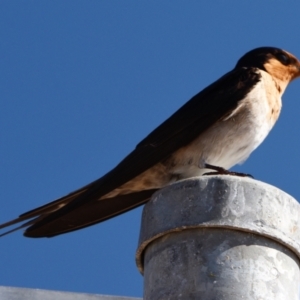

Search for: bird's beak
xmin=291 ymin=59 xmax=300 ymax=80
xmin=296 ymin=60 xmax=300 ymax=77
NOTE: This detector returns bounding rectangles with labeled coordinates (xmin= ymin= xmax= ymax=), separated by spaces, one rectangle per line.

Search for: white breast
xmin=171 ymin=70 xmax=282 ymax=178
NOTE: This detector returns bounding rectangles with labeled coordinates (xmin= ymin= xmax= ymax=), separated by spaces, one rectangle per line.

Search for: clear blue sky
xmin=1 ymin=1 xmax=300 ymax=298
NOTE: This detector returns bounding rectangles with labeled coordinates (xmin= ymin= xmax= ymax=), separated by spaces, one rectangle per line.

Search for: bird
xmin=1 ymin=47 xmax=300 ymax=238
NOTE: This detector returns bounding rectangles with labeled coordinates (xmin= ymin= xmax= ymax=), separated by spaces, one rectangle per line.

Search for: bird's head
xmin=235 ymin=47 xmax=300 ymax=94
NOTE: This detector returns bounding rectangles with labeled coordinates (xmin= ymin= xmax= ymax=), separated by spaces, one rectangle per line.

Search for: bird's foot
xmin=203 ymin=163 xmax=253 ymax=178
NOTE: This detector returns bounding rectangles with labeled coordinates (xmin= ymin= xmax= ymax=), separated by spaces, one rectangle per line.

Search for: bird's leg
xmin=203 ymin=163 xmax=253 ymax=178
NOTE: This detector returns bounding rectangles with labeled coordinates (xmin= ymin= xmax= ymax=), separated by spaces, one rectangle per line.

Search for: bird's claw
xmin=203 ymin=164 xmax=254 ymax=178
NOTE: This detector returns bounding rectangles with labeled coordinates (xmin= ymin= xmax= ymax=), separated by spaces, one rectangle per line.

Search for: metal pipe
xmin=136 ymin=175 xmax=300 ymax=300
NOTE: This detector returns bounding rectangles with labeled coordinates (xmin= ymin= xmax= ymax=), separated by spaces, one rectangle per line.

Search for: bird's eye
xmin=276 ymin=53 xmax=290 ymax=65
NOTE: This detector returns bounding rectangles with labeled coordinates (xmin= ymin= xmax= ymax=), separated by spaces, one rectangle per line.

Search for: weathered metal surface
xmin=137 ymin=175 xmax=300 ymax=299
xmin=0 ymin=286 xmax=142 ymax=300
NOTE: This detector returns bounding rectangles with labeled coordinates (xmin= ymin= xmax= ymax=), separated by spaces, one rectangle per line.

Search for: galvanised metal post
xmin=136 ymin=175 xmax=300 ymax=300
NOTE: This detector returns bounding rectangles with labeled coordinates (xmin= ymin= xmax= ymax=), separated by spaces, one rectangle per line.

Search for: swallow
xmin=1 ymin=47 xmax=300 ymax=238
